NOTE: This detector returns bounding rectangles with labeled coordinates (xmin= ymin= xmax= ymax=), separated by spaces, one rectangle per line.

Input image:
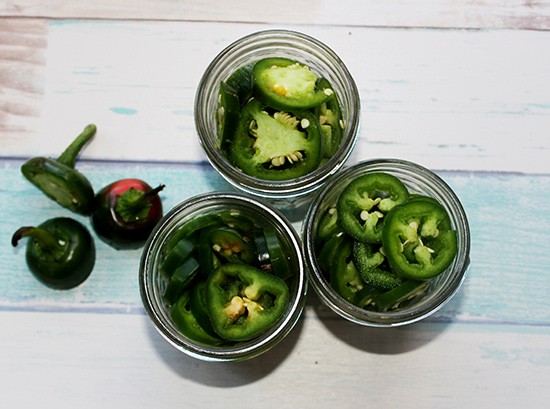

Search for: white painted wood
xmin=2 ymin=21 xmax=549 ymax=173
xmin=1 ymin=2 xmax=550 ymax=407
xmin=2 ymin=0 xmax=550 ymax=30
xmin=1 ymin=309 xmax=548 ymax=408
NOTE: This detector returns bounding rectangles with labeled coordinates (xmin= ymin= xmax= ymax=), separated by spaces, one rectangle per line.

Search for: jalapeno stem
xmin=11 ymin=226 xmax=64 ymax=253
xmin=115 ymin=184 xmax=165 ymax=223
xmin=56 ymin=124 xmax=97 ymax=169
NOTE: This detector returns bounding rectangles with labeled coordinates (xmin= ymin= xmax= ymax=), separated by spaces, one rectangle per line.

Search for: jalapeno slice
xmin=205 ymin=263 xmax=290 ymax=341
xmin=382 ymin=199 xmax=458 ymax=280
xmin=373 ymin=280 xmax=430 ymax=312
xmin=160 ymin=237 xmax=197 ymax=278
xmin=353 ymin=241 xmax=404 ymax=290
xmin=252 ymin=57 xmax=333 ymax=111
xmin=230 ymin=98 xmax=324 ymax=180
xmin=315 ymin=78 xmax=343 ymax=158
xmin=170 ymin=289 xmax=223 ymax=345
xmin=329 ymin=238 xmax=366 ymax=303
xmin=163 ymin=257 xmax=200 ymax=304
xmin=317 ymin=206 xmax=343 ymax=241
xmin=337 ymin=172 xmax=409 ymax=243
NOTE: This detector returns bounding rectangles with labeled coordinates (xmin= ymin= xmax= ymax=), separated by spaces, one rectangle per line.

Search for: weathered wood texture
xmin=1 ymin=3 xmax=549 ymax=408
xmin=2 ymin=20 xmax=549 ymax=173
xmin=2 ymin=0 xmax=550 ymax=30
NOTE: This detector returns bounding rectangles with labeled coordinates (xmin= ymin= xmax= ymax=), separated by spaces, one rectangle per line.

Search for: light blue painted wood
xmin=2 ymin=160 xmax=549 ymax=327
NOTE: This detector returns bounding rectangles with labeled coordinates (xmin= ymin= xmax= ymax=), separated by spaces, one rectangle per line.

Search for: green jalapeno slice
xmin=329 ymin=238 xmax=366 ymax=303
xmin=353 ymin=241 xmax=405 ymax=290
xmin=163 ymin=257 xmax=200 ymax=304
xmin=170 ymin=289 xmax=223 ymax=345
xmin=337 ymin=172 xmax=409 ymax=243
xmin=382 ymin=199 xmax=458 ymax=280
xmin=230 ymin=98 xmax=324 ymax=181
xmin=315 ymin=78 xmax=343 ymax=158
xmin=205 ymin=263 xmax=290 ymax=342
xmin=252 ymin=58 xmax=333 ymax=111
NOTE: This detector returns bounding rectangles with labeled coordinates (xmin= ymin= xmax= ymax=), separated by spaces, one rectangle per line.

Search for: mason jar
xmin=303 ymin=159 xmax=471 ymax=327
xmin=139 ymin=192 xmax=307 ymax=361
xmin=194 ymin=29 xmax=360 ymax=211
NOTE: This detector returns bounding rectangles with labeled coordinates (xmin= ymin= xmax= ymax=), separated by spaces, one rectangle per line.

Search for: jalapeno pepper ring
xmin=205 ymin=263 xmax=290 ymax=342
xmin=382 ymin=199 xmax=458 ymax=280
xmin=252 ymin=57 xmax=333 ymax=111
xmin=230 ymin=98 xmax=324 ymax=181
xmin=336 ymin=172 xmax=409 ymax=243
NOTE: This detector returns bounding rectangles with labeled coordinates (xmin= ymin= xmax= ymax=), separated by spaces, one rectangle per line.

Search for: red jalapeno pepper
xmin=91 ymin=179 xmax=165 ymax=250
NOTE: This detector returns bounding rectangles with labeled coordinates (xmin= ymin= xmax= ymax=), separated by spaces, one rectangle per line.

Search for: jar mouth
xmin=194 ymin=29 xmax=360 ymax=198
xmin=139 ymin=192 xmax=307 ymax=361
xmin=303 ymin=158 xmax=471 ymax=327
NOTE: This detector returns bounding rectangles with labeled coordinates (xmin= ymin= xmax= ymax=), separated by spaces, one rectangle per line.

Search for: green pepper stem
xmin=11 ymin=226 xmax=63 ymax=252
xmin=56 ymin=124 xmax=97 ymax=168
xmin=116 ymin=184 xmax=165 ymax=223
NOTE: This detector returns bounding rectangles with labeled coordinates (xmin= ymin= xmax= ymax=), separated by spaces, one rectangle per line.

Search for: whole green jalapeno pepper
xmin=230 ymin=98 xmax=324 ymax=181
xmin=205 ymin=263 xmax=290 ymax=342
xmin=21 ymin=124 xmax=96 ymax=215
xmin=382 ymin=198 xmax=458 ymax=280
xmin=11 ymin=217 xmax=96 ymax=289
xmin=337 ymin=172 xmax=409 ymax=243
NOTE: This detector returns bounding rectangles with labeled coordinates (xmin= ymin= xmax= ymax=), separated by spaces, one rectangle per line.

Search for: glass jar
xmin=303 ymin=159 xmax=471 ymax=327
xmin=139 ymin=192 xmax=307 ymax=361
xmin=194 ymin=29 xmax=360 ymax=210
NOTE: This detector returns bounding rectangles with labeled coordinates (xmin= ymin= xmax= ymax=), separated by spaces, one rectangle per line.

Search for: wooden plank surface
xmin=1 ymin=2 xmax=549 ymax=408
xmin=2 ymin=0 xmax=550 ymax=30
xmin=1 ymin=20 xmax=549 ymax=173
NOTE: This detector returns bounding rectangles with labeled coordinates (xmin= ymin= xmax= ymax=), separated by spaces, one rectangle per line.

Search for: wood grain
xmin=0 ymin=19 xmax=47 ymax=138
xmin=1 ymin=20 xmax=549 ymax=174
xmin=2 ymin=310 xmax=548 ymax=408
xmin=1 ymin=1 xmax=550 ymax=30
xmin=3 ymin=160 xmax=549 ymax=328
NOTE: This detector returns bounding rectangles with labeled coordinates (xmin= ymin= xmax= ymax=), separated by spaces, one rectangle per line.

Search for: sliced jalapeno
xmin=382 ymin=199 xmax=458 ymax=280
xmin=252 ymin=58 xmax=333 ymax=111
xmin=206 ymin=263 xmax=290 ymax=341
xmin=329 ymin=238 xmax=366 ymax=303
xmin=170 ymin=290 xmax=223 ymax=345
xmin=190 ymin=280 xmax=221 ymax=340
xmin=353 ymin=241 xmax=404 ymax=290
xmin=163 ymin=257 xmax=200 ymax=304
xmin=315 ymin=78 xmax=343 ymax=158
xmin=317 ymin=206 xmax=343 ymax=241
xmin=337 ymin=172 xmax=409 ymax=243
xmin=160 ymin=237 xmax=197 ymax=278
xmin=373 ymin=280 xmax=430 ymax=312
xmin=230 ymin=98 xmax=324 ymax=181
